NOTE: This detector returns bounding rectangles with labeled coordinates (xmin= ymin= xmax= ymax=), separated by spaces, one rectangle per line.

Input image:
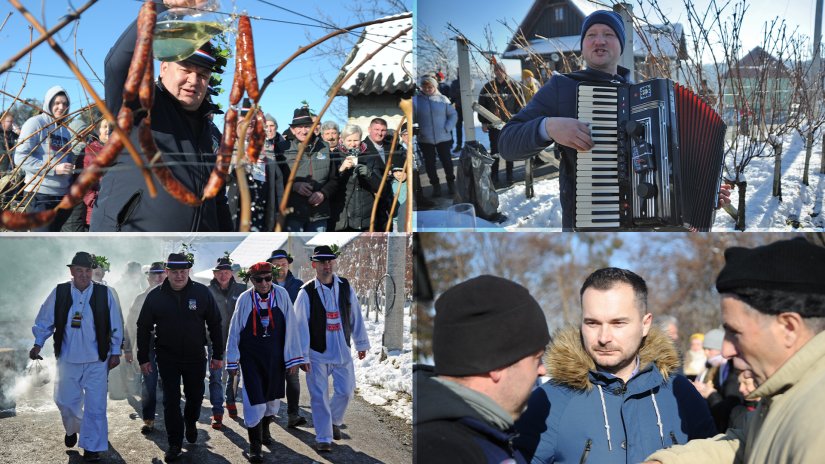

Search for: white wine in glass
xmin=153 ymin=1 xmax=229 ymax=62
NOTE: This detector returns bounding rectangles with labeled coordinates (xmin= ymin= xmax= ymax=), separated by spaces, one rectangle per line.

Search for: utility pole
xmin=814 ymin=0 xmax=823 ymax=79
xmin=455 ymin=36 xmax=477 ymax=145
xmin=382 ymin=234 xmax=406 ymax=352
xmin=614 ymin=3 xmax=634 ymax=78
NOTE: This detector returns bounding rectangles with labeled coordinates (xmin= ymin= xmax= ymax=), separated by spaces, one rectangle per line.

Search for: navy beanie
xmin=580 ymin=10 xmax=626 ymax=53
xmin=433 ymin=275 xmax=550 ymax=376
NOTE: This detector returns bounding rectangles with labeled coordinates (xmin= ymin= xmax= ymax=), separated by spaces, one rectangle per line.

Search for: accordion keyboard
xmin=576 ymin=85 xmax=621 ymax=228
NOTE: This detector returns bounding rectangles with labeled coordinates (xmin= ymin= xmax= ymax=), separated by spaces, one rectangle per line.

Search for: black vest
xmin=53 ymin=282 xmax=111 ymax=362
xmin=305 ymin=277 xmax=352 ymax=354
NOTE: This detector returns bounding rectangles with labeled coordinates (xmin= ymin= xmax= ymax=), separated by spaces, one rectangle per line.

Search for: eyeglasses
xmin=251 ymin=275 xmax=273 ymax=283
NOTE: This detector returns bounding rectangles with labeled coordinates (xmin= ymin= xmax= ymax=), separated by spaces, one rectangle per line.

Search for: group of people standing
xmin=416 ymin=237 xmax=825 ymax=464
xmin=29 ymin=245 xmax=370 ymax=462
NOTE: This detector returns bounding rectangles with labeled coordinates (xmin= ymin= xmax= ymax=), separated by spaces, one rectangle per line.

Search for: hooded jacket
xmin=647 ymin=330 xmax=825 ymax=464
xmin=414 ymin=365 xmax=529 ymax=464
xmin=498 ymin=66 xmax=632 ymax=230
xmin=14 ymin=85 xmax=73 ymax=195
xmin=515 ymin=326 xmax=716 ymax=463
xmin=414 ymin=91 xmax=457 ymax=145
xmin=91 ymin=11 xmax=232 ymax=232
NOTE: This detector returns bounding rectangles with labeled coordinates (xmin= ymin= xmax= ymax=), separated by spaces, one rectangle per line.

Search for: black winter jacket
xmin=335 ymin=145 xmax=390 ymax=231
xmin=276 ymin=131 xmax=337 ymax=223
xmin=91 ymin=11 xmax=232 ymax=232
xmin=207 ymin=278 xmax=247 ymax=349
xmin=136 ymin=279 xmax=224 ymax=364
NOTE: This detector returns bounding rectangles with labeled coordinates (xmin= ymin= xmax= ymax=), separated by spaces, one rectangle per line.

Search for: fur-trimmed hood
xmin=546 ymin=325 xmax=680 ymax=390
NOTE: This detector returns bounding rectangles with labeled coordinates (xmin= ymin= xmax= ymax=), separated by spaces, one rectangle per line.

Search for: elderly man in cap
xmin=225 ymin=262 xmax=306 ymax=462
xmin=136 ymin=252 xmax=224 ymax=462
xmin=124 ymin=261 xmax=167 ymax=434
xmin=646 ymin=237 xmax=825 ymax=464
xmin=91 ymin=0 xmax=232 ymax=232
xmin=29 ymin=252 xmax=124 ymax=462
xmin=206 ymin=256 xmax=247 ymax=428
xmin=268 ymin=249 xmax=307 ymax=427
xmin=294 ymin=245 xmax=370 ymax=451
xmin=276 ymin=105 xmax=338 ymax=231
xmin=415 ymin=275 xmax=550 ymax=463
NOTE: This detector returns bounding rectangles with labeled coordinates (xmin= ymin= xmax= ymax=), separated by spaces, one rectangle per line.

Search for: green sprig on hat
xmin=92 ymin=254 xmax=110 ymax=271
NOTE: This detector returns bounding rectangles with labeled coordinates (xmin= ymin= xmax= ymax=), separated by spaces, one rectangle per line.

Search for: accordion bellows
xmin=574 ymin=78 xmax=726 ymax=231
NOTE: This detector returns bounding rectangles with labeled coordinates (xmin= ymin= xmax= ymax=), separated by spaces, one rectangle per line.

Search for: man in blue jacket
xmin=267 ymin=249 xmax=307 ymax=427
xmin=499 ymin=11 xmax=728 ymax=229
xmin=514 ymin=268 xmax=716 ymax=463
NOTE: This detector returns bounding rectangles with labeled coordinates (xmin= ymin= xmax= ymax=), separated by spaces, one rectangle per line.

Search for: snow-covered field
xmin=354 ymin=304 xmax=413 ymax=424
xmin=495 ymin=131 xmax=824 ymax=231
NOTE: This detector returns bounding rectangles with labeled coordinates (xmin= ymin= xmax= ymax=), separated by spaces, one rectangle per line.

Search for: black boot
xmin=431 ymin=183 xmax=442 ymax=198
xmin=261 ymin=416 xmax=273 ymax=445
xmin=247 ymin=423 xmax=263 ymax=463
xmin=447 ymin=180 xmax=455 ymax=195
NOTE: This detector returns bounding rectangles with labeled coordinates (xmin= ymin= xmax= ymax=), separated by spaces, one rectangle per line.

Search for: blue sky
xmin=417 ymin=0 xmax=820 ymax=77
xmin=0 ymin=0 xmax=409 ymax=127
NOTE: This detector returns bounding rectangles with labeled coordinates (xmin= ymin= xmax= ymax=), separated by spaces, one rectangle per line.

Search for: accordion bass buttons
xmin=637 ymin=182 xmax=657 ymax=199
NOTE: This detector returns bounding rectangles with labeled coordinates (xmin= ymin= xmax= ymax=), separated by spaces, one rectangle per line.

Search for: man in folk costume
xmin=29 ymin=251 xmax=124 ymax=462
xmin=294 ymin=245 xmax=371 ymax=452
xmin=225 ymin=262 xmax=306 ymax=463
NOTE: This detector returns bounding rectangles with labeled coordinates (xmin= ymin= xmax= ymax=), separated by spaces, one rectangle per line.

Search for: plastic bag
xmin=455 ymin=141 xmax=501 ymax=221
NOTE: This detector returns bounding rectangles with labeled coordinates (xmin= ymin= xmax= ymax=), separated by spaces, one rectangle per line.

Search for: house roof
xmin=502 ymin=23 xmax=685 ymax=59
xmin=332 ymin=14 xmax=413 ymax=97
xmin=192 ymin=233 xmax=289 ymax=280
xmin=722 ymin=46 xmax=791 ymax=78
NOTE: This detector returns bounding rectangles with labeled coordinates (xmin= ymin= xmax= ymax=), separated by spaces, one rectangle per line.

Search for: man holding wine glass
xmin=92 ymin=0 xmax=232 ymax=232
xmin=225 ymin=262 xmax=307 ymax=463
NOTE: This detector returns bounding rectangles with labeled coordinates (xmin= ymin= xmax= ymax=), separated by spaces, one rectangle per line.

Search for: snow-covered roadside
xmin=494 ymin=131 xmax=823 ymax=231
xmin=354 ymin=304 xmax=412 ymax=423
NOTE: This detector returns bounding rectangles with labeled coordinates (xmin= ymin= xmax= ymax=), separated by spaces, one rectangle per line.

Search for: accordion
xmin=574 ymin=78 xmax=726 ymax=231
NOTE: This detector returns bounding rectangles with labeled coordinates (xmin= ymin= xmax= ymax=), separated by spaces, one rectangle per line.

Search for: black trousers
xmin=157 ymin=356 xmax=206 ymax=447
xmin=286 ymin=370 xmax=300 ymax=415
xmin=454 ymin=105 xmax=464 ymax=148
xmin=420 ymin=141 xmax=455 ymax=186
xmin=488 ymin=128 xmax=513 ymax=181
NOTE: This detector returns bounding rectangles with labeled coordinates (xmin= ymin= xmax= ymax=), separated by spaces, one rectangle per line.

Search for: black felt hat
xmin=67 ymin=251 xmax=95 ymax=269
xmin=147 ymin=261 xmax=166 ymax=274
xmin=716 ymin=237 xmax=825 ymax=295
xmin=267 ymin=249 xmax=293 ymax=264
xmin=165 ymin=252 xmax=193 ymax=270
xmin=433 ymin=275 xmax=550 ymax=376
xmin=290 ymin=106 xmax=313 ymax=126
xmin=310 ymin=245 xmax=337 ymax=262
xmin=213 ymin=257 xmax=233 ymax=271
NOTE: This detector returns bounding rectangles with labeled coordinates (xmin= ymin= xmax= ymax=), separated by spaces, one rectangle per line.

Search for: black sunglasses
xmin=251 ymin=275 xmax=273 ymax=283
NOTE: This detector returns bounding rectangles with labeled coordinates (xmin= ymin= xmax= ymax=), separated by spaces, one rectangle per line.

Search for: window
xmin=554 ymin=6 xmax=564 ymax=21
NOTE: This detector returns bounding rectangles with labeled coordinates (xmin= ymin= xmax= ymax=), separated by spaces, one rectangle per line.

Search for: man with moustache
xmin=414 ymin=275 xmax=550 ymax=463
xmin=136 ymin=252 xmax=224 ymax=462
xmin=294 ymin=245 xmax=370 ymax=451
xmin=124 ymin=261 xmax=167 ymax=434
xmin=206 ymin=256 xmax=247 ymax=429
xmin=267 ymin=249 xmax=308 ymax=427
xmin=29 ymin=251 xmax=124 ymax=462
xmin=645 ymin=238 xmax=825 ymax=464
xmin=225 ymin=262 xmax=306 ymax=462
xmin=515 ymin=267 xmax=715 ymax=463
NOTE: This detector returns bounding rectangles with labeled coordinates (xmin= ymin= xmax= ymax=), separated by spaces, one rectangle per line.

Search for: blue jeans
xmin=207 ymin=346 xmax=239 ymax=415
xmin=284 ymin=217 xmax=327 ymax=232
xmin=141 ymin=347 xmax=159 ymax=420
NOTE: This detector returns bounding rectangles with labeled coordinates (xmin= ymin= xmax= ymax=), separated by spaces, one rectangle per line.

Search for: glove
xmin=355 ymin=164 xmax=371 ymax=177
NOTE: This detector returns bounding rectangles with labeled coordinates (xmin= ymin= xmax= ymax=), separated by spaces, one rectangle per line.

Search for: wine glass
xmin=153 ymin=0 xmax=231 ymax=62
xmin=260 ymin=314 xmax=270 ymax=337
xmin=446 ymin=203 xmax=476 ymax=230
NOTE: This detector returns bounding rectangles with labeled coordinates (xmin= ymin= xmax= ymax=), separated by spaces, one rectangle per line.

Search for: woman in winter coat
xmin=13 ymin=85 xmax=74 ymax=231
xmin=334 ymin=124 xmax=390 ymax=231
xmin=79 ymin=118 xmax=112 ymax=230
xmin=413 ymin=75 xmax=457 ymax=197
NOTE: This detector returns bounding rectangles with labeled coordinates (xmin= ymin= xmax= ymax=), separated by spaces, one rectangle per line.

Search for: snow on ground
xmin=495 ymin=131 xmax=824 ymax=231
xmin=354 ymin=304 xmax=412 ymax=424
